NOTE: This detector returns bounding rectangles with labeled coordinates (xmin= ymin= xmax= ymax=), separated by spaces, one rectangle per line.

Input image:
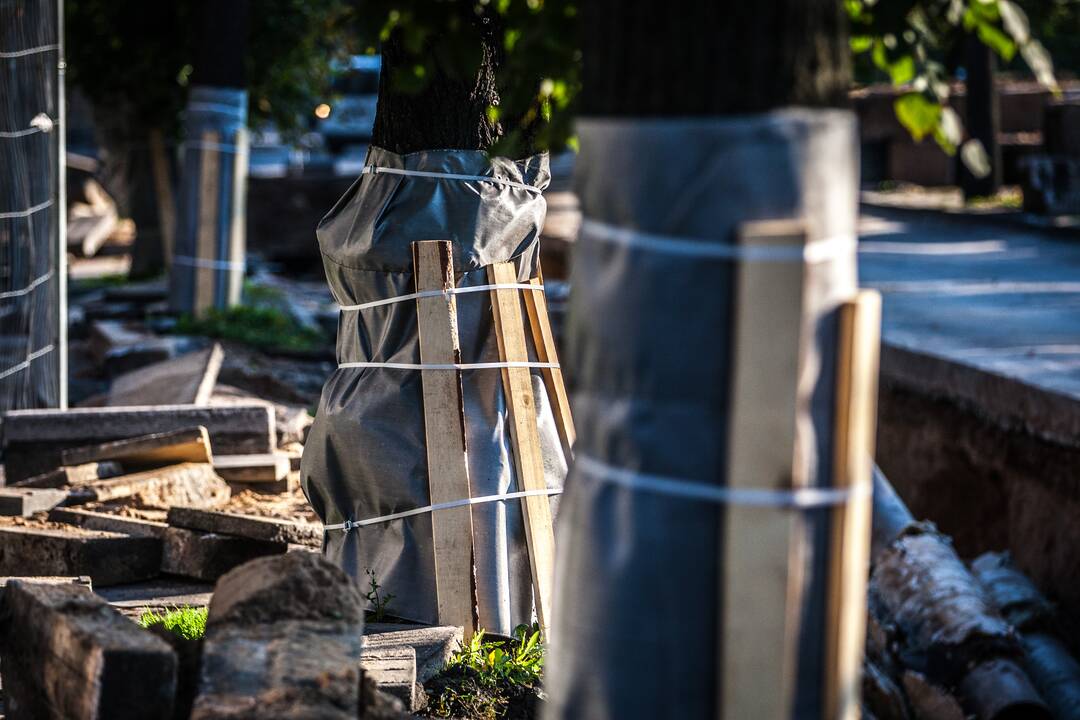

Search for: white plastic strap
xmin=172 ymin=255 xmax=245 ymax=271
xmin=0 ymin=43 xmax=59 ymax=59
xmin=339 ymin=283 xmax=542 ymax=312
xmin=0 ymin=127 xmax=43 ymax=139
xmin=0 ymin=271 xmax=52 ymax=300
xmin=0 ymin=345 xmax=54 ymax=381
xmin=583 ymin=218 xmax=855 ymax=264
xmin=361 ymin=165 xmax=542 ymax=194
xmin=339 ymin=360 xmax=558 ymax=371
xmin=325 ymin=487 xmax=563 ymax=531
xmin=0 ymin=199 xmax=53 ymax=220
xmin=575 ymin=454 xmax=865 ymax=509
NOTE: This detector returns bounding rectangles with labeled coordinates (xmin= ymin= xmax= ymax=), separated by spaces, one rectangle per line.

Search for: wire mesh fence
xmin=0 ymin=0 xmax=65 ymax=410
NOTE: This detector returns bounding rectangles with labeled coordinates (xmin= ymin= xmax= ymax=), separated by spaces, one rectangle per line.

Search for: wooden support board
xmin=522 ymin=267 xmax=576 ymax=460
xmin=720 ymin=220 xmax=809 ymax=720
xmin=488 ymin=262 xmax=556 ymax=634
xmin=824 ymin=290 xmax=882 ymax=720
xmin=412 ymin=241 xmax=477 ymax=638
xmin=227 ymin=128 xmax=249 ymax=307
xmin=194 ymin=130 xmax=220 ymax=317
xmin=149 ymin=128 xmax=176 ymax=267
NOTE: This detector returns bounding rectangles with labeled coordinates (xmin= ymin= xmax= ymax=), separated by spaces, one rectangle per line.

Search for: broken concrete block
xmin=0 ymin=575 xmax=92 ymax=604
xmin=87 ymin=319 xmax=151 ymax=365
xmin=16 ymin=461 xmax=124 ymax=488
xmin=363 ymin=623 xmax=464 ymax=683
xmin=162 ymin=527 xmax=286 ymax=583
xmin=0 ymin=581 xmax=176 ymax=720
xmin=359 ymin=647 xmax=417 ymax=710
xmin=191 ymin=554 xmax=366 ymax=720
xmin=0 ymin=488 xmax=72 ymax=516
xmin=61 ymin=427 xmax=212 ymax=469
xmin=0 ymin=526 xmax=162 ymax=586
xmin=2 ymin=405 xmax=275 ymax=482
xmin=68 ymin=463 xmax=230 ymax=509
xmin=49 ymin=507 xmax=167 ymax=538
xmin=358 ymin=670 xmax=410 ymax=719
xmin=106 ymin=344 xmax=224 ymax=407
xmin=167 ymin=506 xmax=321 ymax=547
xmin=212 ymin=452 xmax=289 ymax=483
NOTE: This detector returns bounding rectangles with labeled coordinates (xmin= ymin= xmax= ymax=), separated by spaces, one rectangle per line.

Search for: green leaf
xmin=888 ymin=55 xmax=916 ymax=85
xmin=850 ymin=35 xmax=874 ymax=53
xmin=894 ymin=93 xmax=942 ymax=142
xmin=976 ymin=21 xmax=1017 ymax=61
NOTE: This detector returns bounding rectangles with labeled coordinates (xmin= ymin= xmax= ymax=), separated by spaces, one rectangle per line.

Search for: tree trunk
xmin=960 ymin=35 xmax=1001 ymax=198
xmin=581 ymin=0 xmax=850 ymax=116
xmin=372 ymin=15 xmax=507 ymax=155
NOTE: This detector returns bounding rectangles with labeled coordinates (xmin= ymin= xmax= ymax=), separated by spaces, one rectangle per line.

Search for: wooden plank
xmin=720 ymin=219 xmax=809 ymax=720
xmin=824 ymin=290 xmax=882 ymax=720
xmin=106 ymin=344 xmax=224 ymax=407
xmin=48 ymin=507 xmax=168 ymax=539
xmin=487 ymin=261 xmax=557 ymax=635
xmin=0 ymin=526 xmax=162 ymax=586
xmin=61 ymin=427 xmax=213 ymax=469
xmin=412 ymin=240 xmax=477 ymax=638
xmin=212 ymin=452 xmax=289 ymax=483
xmin=167 ymin=506 xmax=321 ymax=547
xmin=149 ymin=127 xmax=176 ymax=267
xmin=226 ymin=127 xmax=248 ymax=307
xmin=194 ymin=130 xmax=221 ymax=318
xmin=522 ymin=267 xmax=576 ymax=460
xmin=0 ymin=582 xmax=177 ymax=720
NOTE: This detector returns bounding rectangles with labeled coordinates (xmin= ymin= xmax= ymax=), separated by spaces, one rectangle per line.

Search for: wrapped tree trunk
xmin=301 ymin=14 xmax=566 ymax=635
xmin=545 ymin=2 xmax=873 ymax=718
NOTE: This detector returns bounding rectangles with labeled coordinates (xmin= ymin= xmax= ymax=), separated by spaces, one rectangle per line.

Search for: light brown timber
xmin=487 ymin=261 xmax=556 ymax=635
xmin=522 ymin=267 xmax=576 ymax=460
xmin=194 ymin=130 xmax=220 ymax=317
xmin=413 ymin=240 xmax=477 ymax=638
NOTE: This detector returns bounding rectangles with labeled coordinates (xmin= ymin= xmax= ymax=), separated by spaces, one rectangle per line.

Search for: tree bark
xmin=372 ymin=15 xmax=507 ymax=155
xmin=581 ymin=0 xmax=850 ymax=115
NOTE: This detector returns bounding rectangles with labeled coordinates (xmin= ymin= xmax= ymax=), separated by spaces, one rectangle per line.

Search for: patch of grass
xmin=424 ymin=624 xmax=545 ymax=719
xmin=70 ymin=273 xmax=131 ymax=292
xmin=139 ymin=606 xmax=208 ymax=640
xmin=174 ymin=305 xmax=327 ymax=352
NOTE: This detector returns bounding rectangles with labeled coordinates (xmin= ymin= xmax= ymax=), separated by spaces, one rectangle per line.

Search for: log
xmin=0 ymin=488 xmax=72 ymax=516
xmin=16 ymin=461 xmax=124 ymax=488
xmin=162 ymin=527 xmax=286 ymax=582
xmin=0 ymin=582 xmax=177 ymax=720
xmin=192 ymin=554 xmax=366 ymax=720
xmin=105 ymin=344 xmax=223 ymax=407
xmin=49 ymin=507 xmax=168 ymax=538
xmin=60 ymin=427 xmax=213 ymax=469
xmin=212 ymin=452 xmax=288 ymax=483
xmin=67 ymin=462 xmax=230 ymax=509
xmin=167 ymin=506 xmax=321 ymax=547
xmin=0 ymin=525 xmax=162 ymax=586
xmin=3 ymin=406 xmax=273 ymax=482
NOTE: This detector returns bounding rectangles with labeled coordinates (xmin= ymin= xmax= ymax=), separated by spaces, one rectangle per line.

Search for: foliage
xmin=425 ymin=624 xmax=545 ymax=719
xmin=139 ymin=606 xmax=208 ymax=640
xmin=341 ymin=0 xmax=580 ymax=154
xmin=174 ymin=305 xmax=328 ymax=353
xmin=65 ymin=0 xmax=355 ymax=133
xmin=364 ymin=568 xmax=397 ymax=622
xmin=847 ymin=0 xmax=1060 ymax=174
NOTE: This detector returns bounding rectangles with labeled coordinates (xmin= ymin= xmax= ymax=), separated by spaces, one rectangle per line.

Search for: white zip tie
xmin=582 ymin=218 xmax=856 ymax=264
xmin=361 ymin=165 xmax=543 ymax=194
xmin=0 ymin=271 xmax=52 ymax=300
xmin=0 ymin=43 xmax=59 ymax=59
xmin=325 ymin=487 xmax=563 ymax=531
xmin=0 ymin=345 xmax=54 ymax=381
xmin=575 ymin=454 xmax=866 ymax=509
xmin=339 ymin=283 xmax=543 ymax=312
xmin=172 ymin=255 xmax=245 ymax=271
xmin=339 ymin=360 xmax=559 ymax=371
xmin=0 ymin=199 xmax=53 ymax=220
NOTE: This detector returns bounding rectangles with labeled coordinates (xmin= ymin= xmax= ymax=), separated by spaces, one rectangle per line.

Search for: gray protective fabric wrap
xmin=301 ymin=147 xmax=565 ymax=634
xmin=545 ymin=111 xmax=859 ymax=719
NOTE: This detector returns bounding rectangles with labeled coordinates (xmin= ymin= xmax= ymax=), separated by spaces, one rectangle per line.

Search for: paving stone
xmin=167 ymin=506 xmax=321 ymax=547
xmin=67 ymin=463 xmax=230 ymax=509
xmin=161 ymin=527 xmax=286 ymax=583
xmin=0 ymin=525 xmax=161 ymax=586
xmin=363 ymin=623 xmax=463 ymax=683
xmin=61 ymin=427 xmax=212 ymax=469
xmin=0 ymin=488 xmax=71 ymax=516
xmin=359 ymin=647 xmax=417 ymax=710
xmin=105 ymin=344 xmax=223 ymax=407
xmin=48 ymin=507 xmax=167 ymax=538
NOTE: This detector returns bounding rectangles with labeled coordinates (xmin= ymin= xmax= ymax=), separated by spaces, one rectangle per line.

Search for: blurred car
xmin=317 ymin=55 xmax=380 ymax=154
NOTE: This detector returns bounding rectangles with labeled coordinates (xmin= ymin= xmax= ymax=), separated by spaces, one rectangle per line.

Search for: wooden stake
xmin=148 ymin=128 xmax=176 ymax=267
xmin=521 ymin=267 xmax=576 ymax=460
xmin=824 ymin=290 xmax=882 ymax=720
xmin=413 ymin=241 xmax=477 ymax=638
xmin=227 ymin=127 xmax=249 ymax=307
xmin=488 ymin=262 xmax=557 ymax=635
xmin=194 ymin=130 xmax=220 ymax=317
xmin=721 ymin=219 xmax=809 ymax=720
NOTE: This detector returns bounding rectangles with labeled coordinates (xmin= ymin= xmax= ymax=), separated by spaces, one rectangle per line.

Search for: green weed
xmin=364 ymin=568 xmax=397 ymax=623
xmin=174 ymin=305 xmax=327 ymax=352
